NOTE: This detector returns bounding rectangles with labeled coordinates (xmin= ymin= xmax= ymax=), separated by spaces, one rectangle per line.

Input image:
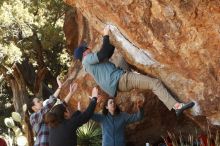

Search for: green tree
xmin=0 ymin=0 xmax=71 ymax=111
xmin=0 ymin=0 xmax=71 ymax=145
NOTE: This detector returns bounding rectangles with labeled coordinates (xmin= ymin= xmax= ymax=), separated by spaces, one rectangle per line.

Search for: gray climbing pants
xmin=118 ymin=72 xmax=177 ymax=110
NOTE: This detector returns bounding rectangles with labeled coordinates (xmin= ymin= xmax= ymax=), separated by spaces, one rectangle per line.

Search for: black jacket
xmin=49 ymin=97 xmax=97 ymax=146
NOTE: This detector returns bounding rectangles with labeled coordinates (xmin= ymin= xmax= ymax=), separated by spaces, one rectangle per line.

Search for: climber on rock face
xmin=73 ymin=25 xmax=194 ymax=116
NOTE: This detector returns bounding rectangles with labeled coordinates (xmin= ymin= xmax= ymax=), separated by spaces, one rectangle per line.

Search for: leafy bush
xmin=77 ymin=121 xmax=102 ymax=146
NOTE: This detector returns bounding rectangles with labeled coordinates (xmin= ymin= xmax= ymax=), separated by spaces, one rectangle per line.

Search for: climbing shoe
xmin=175 ymin=102 xmax=195 ymax=116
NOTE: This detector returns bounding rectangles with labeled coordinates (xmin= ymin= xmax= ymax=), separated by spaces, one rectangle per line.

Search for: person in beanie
xmin=73 ymin=26 xmax=194 ymax=116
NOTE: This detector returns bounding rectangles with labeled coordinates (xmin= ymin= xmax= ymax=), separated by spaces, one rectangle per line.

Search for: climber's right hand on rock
xmin=103 ymin=25 xmax=110 ymax=36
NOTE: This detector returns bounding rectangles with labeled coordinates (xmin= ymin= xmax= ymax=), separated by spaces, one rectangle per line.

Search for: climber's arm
xmin=97 ymin=26 xmax=115 ymax=62
xmin=97 ymin=35 xmax=115 ymax=62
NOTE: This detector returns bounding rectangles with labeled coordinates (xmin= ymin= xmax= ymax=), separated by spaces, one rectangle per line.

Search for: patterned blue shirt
xmin=30 ymin=96 xmax=56 ymax=146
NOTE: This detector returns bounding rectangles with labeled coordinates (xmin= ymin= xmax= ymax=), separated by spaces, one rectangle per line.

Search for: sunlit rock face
xmin=63 ymin=0 xmax=220 ymax=144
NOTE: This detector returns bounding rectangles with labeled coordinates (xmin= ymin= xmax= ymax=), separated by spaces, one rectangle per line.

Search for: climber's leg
xmin=118 ymin=72 xmax=195 ymax=115
xmin=118 ymin=72 xmax=177 ymax=110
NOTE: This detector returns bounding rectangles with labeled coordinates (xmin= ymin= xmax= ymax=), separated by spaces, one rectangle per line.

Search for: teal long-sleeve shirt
xmin=91 ymin=108 xmax=144 ymax=146
xmin=82 ymin=52 xmax=124 ymax=97
xmin=82 ymin=35 xmax=124 ymax=97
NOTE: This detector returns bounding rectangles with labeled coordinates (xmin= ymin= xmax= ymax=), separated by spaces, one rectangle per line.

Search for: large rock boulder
xmin=61 ymin=0 xmax=220 ymax=144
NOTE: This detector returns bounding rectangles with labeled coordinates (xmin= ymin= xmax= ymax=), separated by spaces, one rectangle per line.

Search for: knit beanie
xmin=73 ymin=43 xmax=88 ymax=61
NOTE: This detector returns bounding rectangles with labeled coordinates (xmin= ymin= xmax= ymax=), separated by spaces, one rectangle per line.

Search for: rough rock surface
xmin=62 ymin=0 xmax=220 ymax=144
